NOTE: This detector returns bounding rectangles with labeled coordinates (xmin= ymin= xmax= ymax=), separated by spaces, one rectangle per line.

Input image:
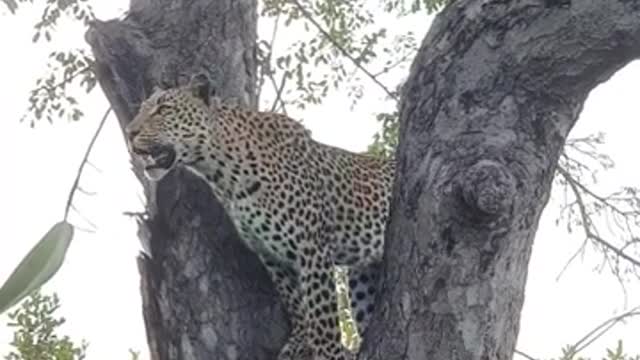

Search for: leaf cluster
xmin=3 ymin=292 xmax=87 ymax=360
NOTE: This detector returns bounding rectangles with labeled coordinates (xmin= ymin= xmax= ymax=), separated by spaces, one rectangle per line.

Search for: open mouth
xmin=133 ymin=145 xmax=177 ymax=171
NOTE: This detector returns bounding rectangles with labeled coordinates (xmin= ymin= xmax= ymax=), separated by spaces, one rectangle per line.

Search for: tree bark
xmin=360 ymin=1 xmax=640 ymax=360
xmin=85 ymin=1 xmax=289 ymax=359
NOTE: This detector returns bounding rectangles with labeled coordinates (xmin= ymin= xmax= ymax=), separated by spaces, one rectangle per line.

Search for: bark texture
xmin=85 ymin=1 xmax=289 ymax=359
xmin=359 ymin=1 xmax=640 ymax=360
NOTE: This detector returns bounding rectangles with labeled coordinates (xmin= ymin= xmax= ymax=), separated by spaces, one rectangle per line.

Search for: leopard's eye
xmin=153 ymin=104 xmax=172 ymax=114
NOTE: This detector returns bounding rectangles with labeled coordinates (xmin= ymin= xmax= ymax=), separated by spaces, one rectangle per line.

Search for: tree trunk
xmin=360 ymin=1 xmax=640 ymax=360
xmin=85 ymin=1 xmax=289 ymax=359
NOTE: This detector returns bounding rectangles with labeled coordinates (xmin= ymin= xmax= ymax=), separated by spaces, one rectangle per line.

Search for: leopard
xmin=125 ymin=76 xmax=394 ymax=360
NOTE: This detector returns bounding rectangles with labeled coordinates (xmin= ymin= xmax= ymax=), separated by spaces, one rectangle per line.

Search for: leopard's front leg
xmin=298 ymin=240 xmax=353 ymax=360
xmin=259 ymin=256 xmax=314 ymax=360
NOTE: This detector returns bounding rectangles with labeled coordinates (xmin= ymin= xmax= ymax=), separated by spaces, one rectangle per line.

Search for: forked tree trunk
xmin=359 ymin=1 xmax=640 ymax=360
xmin=85 ymin=1 xmax=289 ymax=359
xmin=85 ymin=0 xmax=640 ymax=360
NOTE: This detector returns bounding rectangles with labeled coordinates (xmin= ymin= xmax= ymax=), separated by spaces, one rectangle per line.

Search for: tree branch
xmin=373 ymin=51 xmax=414 ymax=77
xmin=287 ymin=0 xmax=398 ymax=100
xmin=64 ymin=107 xmax=111 ymax=221
xmin=557 ymin=166 xmax=640 ymax=269
xmin=360 ymin=2 xmax=640 ymax=359
xmin=32 ymin=66 xmax=92 ymax=96
xmin=515 ymin=307 xmax=640 ymax=360
xmin=270 ymin=72 xmax=288 ymax=113
xmin=257 ymin=12 xmax=281 ymax=108
xmin=563 ymin=305 xmax=640 ymax=359
xmin=514 ymin=349 xmax=539 ymax=360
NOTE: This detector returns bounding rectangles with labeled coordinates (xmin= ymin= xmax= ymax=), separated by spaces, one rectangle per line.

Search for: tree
xmin=3 ymin=0 xmax=640 ymax=359
xmin=359 ymin=2 xmax=640 ymax=359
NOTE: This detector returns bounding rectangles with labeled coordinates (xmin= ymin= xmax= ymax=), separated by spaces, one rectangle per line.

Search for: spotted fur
xmin=126 ymin=78 xmax=394 ymax=360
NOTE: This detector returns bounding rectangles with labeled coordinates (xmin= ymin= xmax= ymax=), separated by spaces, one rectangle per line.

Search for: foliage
xmin=558 ymin=340 xmax=640 ymax=360
xmin=367 ymin=110 xmax=399 ymax=159
xmin=24 ymin=49 xmax=95 ymax=126
xmin=8 ymin=0 xmax=97 ymax=126
xmin=517 ymin=340 xmax=640 ymax=360
xmin=552 ymin=340 xmax=639 ymax=360
xmin=5 ymin=0 xmax=444 ymax=123
xmin=3 ymin=292 xmax=141 ymax=360
xmin=3 ymin=292 xmax=87 ymax=360
xmin=5 ymin=0 xmax=448 ymax=122
xmin=259 ymin=0 xmax=393 ymax=109
xmin=253 ymin=0 xmax=443 ymax=111
xmin=381 ymin=0 xmax=450 ymax=15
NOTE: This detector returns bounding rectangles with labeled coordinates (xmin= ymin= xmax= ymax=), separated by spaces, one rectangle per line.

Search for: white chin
xmin=144 ymin=167 xmax=171 ymax=181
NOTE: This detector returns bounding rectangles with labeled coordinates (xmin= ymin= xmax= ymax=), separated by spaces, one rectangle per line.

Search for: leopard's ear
xmin=188 ymin=73 xmax=213 ymax=106
xmin=141 ymin=82 xmax=163 ymax=100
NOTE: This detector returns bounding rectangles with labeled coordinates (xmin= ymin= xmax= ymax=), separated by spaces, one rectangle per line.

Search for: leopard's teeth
xmin=136 ymin=154 xmax=158 ymax=170
xmin=144 ymin=154 xmax=156 ymax=164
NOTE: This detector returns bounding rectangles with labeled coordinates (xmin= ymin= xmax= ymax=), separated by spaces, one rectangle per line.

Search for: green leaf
xmin=0 ymin=221 xmax=74 ymax=315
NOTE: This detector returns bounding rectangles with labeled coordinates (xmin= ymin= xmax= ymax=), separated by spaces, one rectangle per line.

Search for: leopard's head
xmin=126 ymin=76 xmax=213 ymax=181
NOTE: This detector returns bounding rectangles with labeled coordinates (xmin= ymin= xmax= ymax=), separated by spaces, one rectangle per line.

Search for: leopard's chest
xmin=225 ymin=198 xmax=295 ymax=265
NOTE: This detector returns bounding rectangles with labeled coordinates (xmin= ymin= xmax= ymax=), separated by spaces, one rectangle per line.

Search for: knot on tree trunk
xmin=459 ymin=160 xmax=515 ymax=217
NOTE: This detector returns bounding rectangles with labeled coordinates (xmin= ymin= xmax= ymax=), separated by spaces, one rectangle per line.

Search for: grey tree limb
xmin=359 ymin=1 xmax=640 ymax=359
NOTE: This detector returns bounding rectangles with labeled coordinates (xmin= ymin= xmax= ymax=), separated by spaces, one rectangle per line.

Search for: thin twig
xmin=559 ymin=162 xmax=631 ymax=218
xmin=620 ymin=237 xmax=640 ymax=252
xmin=515 ymin=307 xmax=640 ymax=360
xmin=72 ymin=225 xmax=97 ymax=234
xmin=85 ymin=160 xmax=102 ymax=173
xmin=373 ymin=51 xmax=414 ymax=77
xmin=257 ymin=12 xmax=281 ymax=107
xmin=268 ymin=12 xmax=280 ymax=67
xmin=122 ymin=211 xmax=148 ymax=219
xmin=75 ymin=186 xmax=96 ymax=196
xmin=557 ymin=166 xmax=640 ymax=269
xmin=69 ymin=204 xmax=98 ymax=231
xmin=555 ymin=238 xmax=588 ymax=281
xmin=590 ymin=232 xmax=640 ymax=268
xmin=270 ymin=72 xmax=288 ymax=113
xmin=64 ymin=107 xmax=112 ymax=221
xmin=562 ymin=305 xmax=640 ymax=359
xmin=33 ymin=66 xmax=91 ymax=95
xmin=288 ymin=0 xmax=398 ymax=100
xmin=514 ymin=349 xmax=538 ymax=360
